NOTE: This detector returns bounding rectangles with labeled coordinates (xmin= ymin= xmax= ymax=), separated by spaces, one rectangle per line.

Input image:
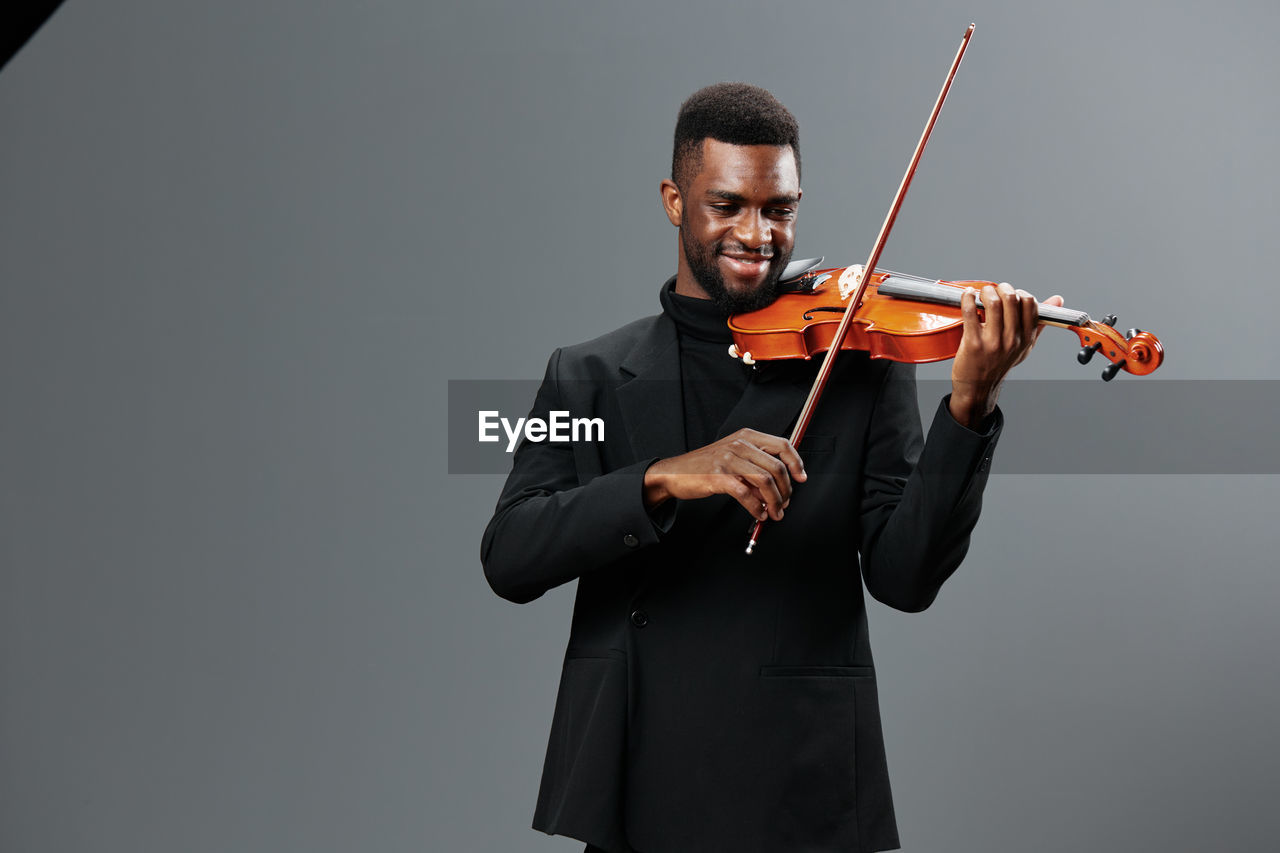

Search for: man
xmin=482 ymin=83 xmax=1060 ymax=852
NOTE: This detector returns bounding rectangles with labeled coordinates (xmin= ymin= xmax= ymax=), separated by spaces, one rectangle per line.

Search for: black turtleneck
xmin=659 ymin=279 xmax=754 ymax=451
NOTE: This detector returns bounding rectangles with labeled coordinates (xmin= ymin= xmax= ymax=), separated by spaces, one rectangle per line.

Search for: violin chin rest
xmin=780 ymin=256 xmax=824 ymax=282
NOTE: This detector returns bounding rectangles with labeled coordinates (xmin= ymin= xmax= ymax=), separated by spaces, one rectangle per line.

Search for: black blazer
xmin=482 ymin=309 xmax=1000 ymax=853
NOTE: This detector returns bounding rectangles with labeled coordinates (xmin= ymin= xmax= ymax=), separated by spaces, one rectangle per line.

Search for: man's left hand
xmin=949 ymin=282 xmax=1065 ymax=429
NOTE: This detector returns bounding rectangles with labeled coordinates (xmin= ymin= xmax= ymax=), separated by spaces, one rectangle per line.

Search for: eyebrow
xmin=704 ymin=189 xmax=800 ymax=205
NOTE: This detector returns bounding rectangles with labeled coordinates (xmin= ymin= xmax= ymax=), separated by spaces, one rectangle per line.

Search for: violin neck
xmin=875 ymin=274 xmax=1091 ymax=328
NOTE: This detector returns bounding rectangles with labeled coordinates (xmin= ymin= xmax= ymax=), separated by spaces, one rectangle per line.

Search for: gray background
xmin=2 ymin=1 xmax=1278 ymax=851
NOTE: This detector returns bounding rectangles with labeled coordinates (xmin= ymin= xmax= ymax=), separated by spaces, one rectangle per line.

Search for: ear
xmin=659 ymin=178 xmax=683 ymax=227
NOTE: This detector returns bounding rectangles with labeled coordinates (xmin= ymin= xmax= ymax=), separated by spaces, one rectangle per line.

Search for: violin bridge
xmin=838 ymin=264 xmax=865 ymax=300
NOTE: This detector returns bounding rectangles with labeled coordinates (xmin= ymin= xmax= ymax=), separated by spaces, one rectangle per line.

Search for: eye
xmin=767 ymin=207 xmax=796 ymax=219
xmin=710 ymin=203 xmax=739 ymax=215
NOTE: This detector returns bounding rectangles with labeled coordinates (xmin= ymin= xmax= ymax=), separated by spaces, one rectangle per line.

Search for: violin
xmin=727 ymin=261 xmax=1164 ymax=381
xmin=739 ymin=23 xmax=1163 ymax=555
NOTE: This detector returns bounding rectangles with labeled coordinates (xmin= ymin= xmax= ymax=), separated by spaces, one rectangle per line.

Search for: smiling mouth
xmin=719 ymin=253 xmax=772 ymax=279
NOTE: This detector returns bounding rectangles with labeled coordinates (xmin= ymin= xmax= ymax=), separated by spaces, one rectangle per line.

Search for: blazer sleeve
xmin=480 ymin=348 xmax=672 ymax=604
xmin=857 ymin=361 xmax=1001 ymax=612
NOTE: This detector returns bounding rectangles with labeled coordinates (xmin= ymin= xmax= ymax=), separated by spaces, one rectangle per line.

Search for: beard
xmin=681 ymin=227 xmax=792 ymax=315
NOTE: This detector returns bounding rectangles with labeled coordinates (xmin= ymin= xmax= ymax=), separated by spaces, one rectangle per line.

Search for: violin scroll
xmin=1070 ymin=318 xmax=1164 ymax=381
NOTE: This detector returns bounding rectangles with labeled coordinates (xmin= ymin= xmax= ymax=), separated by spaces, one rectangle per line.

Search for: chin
xmin=725 ymin=279 xmax=765 ymax=298
xmin=710 ymin=275 xmax=782 ymax=314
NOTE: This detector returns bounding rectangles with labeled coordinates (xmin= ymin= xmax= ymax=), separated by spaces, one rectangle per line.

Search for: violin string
xmin=872 ymin=272 xmax=1091 ymax=328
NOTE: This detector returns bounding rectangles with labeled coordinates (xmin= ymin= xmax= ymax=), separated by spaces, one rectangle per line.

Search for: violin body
xmin=728 ymin=264 xmax=1164 ymax=380
xmin=730 ymin=266 xmax=965 ymax=364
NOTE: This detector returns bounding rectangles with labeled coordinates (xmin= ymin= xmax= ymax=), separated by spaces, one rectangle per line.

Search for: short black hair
xmin=672 ymin=82 xmax=800 ymax=190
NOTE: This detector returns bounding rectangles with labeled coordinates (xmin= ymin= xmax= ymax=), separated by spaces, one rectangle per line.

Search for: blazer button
xmin=630 ymin=609 xmax=649 ymax=628
xmin=623 ymin=533 xmax=639 ymax=548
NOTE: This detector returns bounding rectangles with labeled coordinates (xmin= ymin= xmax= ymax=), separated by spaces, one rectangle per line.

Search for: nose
xmin=732 ymin=210 xmax=771 ymax=251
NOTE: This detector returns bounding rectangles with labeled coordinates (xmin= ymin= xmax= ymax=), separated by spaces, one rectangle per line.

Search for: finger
xmin=715 ymin=436 xmax=790 ymax=518
xmin=733 ymin=441 xmax=793 ymax=507
xmin=997 ymin=283 xmax=1020 ymax=353
xmin=1034 ymin=292 xmax=1064 ymax=343
xmin=728 ymin=456 xmax=788 ymax=520
xmin=732 ymin=440 xmax=788 ymax=514
xmin=981 ymin=284 xmax=1003 ymax=346
xmin=960 ymin=286 xmax=980 ymax=343
xmin=1017 ymin=288 xmax=1037 ymax=344
xmin=715 ymin=474 xmax=771 ymax=521
xmin=1032 ymin=294 xmax=1063 ymax=344
xmin=1010 ymin=288 xmax=1039 ymax=361
xmin=706 ymin=434 xmax=787 ymax=519
xmin=734 ymin=429 xmax=806 ymax=483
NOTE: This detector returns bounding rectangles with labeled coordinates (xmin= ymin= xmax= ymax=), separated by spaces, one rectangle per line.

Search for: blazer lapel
xmin=716 ymin=358 xmax=817 ymax=442
xmin=616 ymin=314 xmax=687 ymax=463
xmin=615 ymin=315 xmax=820 ymax=461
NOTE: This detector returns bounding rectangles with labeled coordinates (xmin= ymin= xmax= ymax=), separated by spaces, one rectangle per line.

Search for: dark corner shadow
xmin=2 ymin=1 xmax=68 ymax=74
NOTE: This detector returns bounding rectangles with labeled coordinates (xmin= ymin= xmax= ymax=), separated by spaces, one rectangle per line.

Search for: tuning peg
xmin=1100 ymin=313 xmax=1118 ymax=327
xmin=1101 ymin=360 xmax=1125 ymax=381
xmin=1077 ymin=342 xmax=1102 ymax=364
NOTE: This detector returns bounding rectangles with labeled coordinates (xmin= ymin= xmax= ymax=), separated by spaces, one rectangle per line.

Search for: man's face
xmin=663 ymin=139 xmax=801 ymax=313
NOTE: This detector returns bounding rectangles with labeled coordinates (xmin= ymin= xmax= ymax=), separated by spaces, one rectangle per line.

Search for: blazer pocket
xmin=565 ymin=645 xmax=626 ymax=662
xmin=535 ymin=654 xmax=628 ymax=839
xmin=797 ymin=433 xmax=836 ymax=454
xmin=759 ymin=664 xmax=874 ymax=678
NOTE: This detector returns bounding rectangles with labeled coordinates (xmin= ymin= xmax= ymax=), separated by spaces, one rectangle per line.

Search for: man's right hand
xmin=642 ymin=428 xmax=807 ymax=522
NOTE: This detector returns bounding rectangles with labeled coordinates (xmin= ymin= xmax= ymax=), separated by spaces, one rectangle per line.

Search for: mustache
xmin=716 ymin=242 xmax=775 ymax=259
